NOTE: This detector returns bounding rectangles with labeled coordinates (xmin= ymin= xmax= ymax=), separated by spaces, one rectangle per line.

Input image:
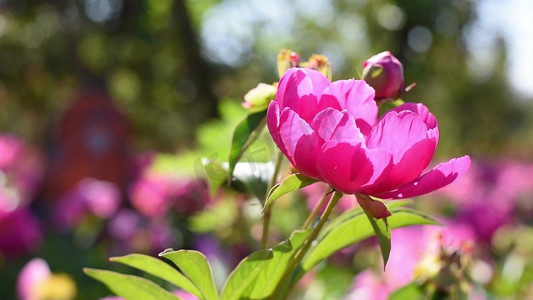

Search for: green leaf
xmin=302 ymin=207 xmax=440 ymax=271
xmin=159 ymin=250 xmax=219 ymax=300
xmin=228 ymin=111 xmax=267 ymax=181
xmin=84 ymin=268 xmax=179 ymax=300
xmin=243 ymin=230 xmax=309 ymax=298
xmin=220 ymin=230 xmax=310 ymax=300
xmin=264 ymin=173 xmax=317 ymax=209
xmin=364 ymin=212 xmax=391 ymax=268
xmin=220 ymin=250 xmax=273 ymax=300
xmin=109 ymin=254 xmax=203 ymax=299
xmin=198 ymin=157 xmax=228 ymax=197
xmin=389 ymin=282 xmax=425 ymax=300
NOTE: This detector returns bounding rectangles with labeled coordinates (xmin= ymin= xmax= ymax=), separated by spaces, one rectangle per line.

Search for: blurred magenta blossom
xmin=107 ymin=208 xmax=177 ymax=255
xmin=53 ymin=178 xmax=121 ymax=229
xmin=0 ymin=208 xmax=42 ymax=258
xmin=0 ymin=134 xmax=44 ymax=209
xmin=434 ymin=159 xmax=533 ymax=241
xmin=129 ymin=171 xmax=210 ymax=219
xmin=267 ymin=67 xmax=470 ymax=202
xmin=345 ymin=223 xmax=475 ymax=300
xmin=362 ymin=51 xmax=405 ymax=100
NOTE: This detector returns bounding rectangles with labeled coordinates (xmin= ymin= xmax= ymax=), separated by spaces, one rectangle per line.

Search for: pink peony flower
xmin=267 ymin=68 xmax=470 ymax=205
xmin=362 ymin=51 xmax=405 ymax=100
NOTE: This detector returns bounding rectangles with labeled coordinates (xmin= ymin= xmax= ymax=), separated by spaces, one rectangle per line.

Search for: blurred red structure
xmin=44 ymin=90 xmax=131 ymax=200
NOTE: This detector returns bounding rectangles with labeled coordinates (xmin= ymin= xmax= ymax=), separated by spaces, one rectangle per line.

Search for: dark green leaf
xmin=159 ymin=250 xmax=219 ymax=300
xmin=302 ymin=207 xmax=440 ymax=271
xmin=228 ymin=111 xmax=267 ymax=181
xmin=84 ymin=268 xmax=179 ymax=300
xmin=364 ymin=212 xmax=391 ymax=268
xmin=264 ymin=173 xmax=317 ymax=209
xmin=109 ymin=254 xmax=203 ymax=299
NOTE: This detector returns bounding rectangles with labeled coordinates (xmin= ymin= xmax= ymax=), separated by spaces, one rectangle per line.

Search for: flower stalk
xmin=261 ymin=150 xmax=284 ymax=249
xmin=271 ymin=189 xmax=342 ymax=299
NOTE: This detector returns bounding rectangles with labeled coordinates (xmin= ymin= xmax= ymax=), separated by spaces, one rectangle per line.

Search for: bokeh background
xmin=1 ymin=0 xmax=533 ymax=299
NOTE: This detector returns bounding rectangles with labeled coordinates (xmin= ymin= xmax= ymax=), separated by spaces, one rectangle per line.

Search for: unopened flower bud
xmin=304 ymin=54 xmax=332 ymax=81
xmin=242 ymin=83 xmax=277 ymax=111
xmin=362 ymin=51 xmax=404 ymax=100
xmin=277 ymin=50 xmax=300 ymax=78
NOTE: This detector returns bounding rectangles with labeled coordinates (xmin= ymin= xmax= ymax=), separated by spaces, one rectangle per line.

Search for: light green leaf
xmin=364 ymin=212 xmax=391 ymax=268
xmin=302 ymin=207 xmax=440 ymax=271
xmin=264 ymin=173 xmax=317 ymax=209
xmin=243 ymin=230 xmax=310 ymax=298
xmin=159 ymin=250 xmax=219 ymax=300
xmin=389 ymin=282 xmax=425 ymax=300
xmin=220 ymin=230 xmax=310 ymax=300
xmin=228 ymin=111 xmax=267 ymax=181
xmin=199 ymin=158 xmax=228 ymax=197
xmin=84 ymin=268 xmax=179 ymax=300
xmin=220 ymin=250 xmax=273 ymax=300
xmin=109 ymin=254 xmax=202 ymax=299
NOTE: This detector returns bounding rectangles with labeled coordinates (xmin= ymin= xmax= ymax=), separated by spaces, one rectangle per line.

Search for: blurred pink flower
xmin=433 ymin=159 xmax=533 ymax=240
xmin=362 ymin=51 xmax=405 ymax=100
xmin=267 ymin=68 xmax=470 ymax=203
xmin=0 ymin=208 xmax=42 ymax=258
xmin=17 ymin=258 xmax=51 ymax=300
xmin=0 ymin=134 xmax=44 ymax=206
xmin=129 ymin=175 xmax=174 ymax=218
xmin=345 ymin=223 xmax=475 ymax=299
xmin=54 ymin=178 xmax=121 ymax=229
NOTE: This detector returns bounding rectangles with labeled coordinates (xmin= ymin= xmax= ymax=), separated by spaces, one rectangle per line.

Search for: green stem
xmin=302 ymin=187 xmax=333 ymax=230
xmin=271 ymin=190 xmax=342 ymax=299
xmin=261 ymin=151 xmax=284 ymax=249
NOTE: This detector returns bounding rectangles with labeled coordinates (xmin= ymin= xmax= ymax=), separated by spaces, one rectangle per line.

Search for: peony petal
xmin=365 ymin=110 xmax=438 ymax=193
xmin=276 ymin=68 xmax=330 ymax=123
xmin=310 ymin=108 xmax=365 ymax=144
xmin=278 ymin=107 xmax=324 ymax=179
xmin=317 ymin=80 xmax=378 ymax=135
xmin=374 ymin=155 xmax=471 ymax=199
xmin=317 ymin=141 xmax=392 ymax=194
xmin=266 ymin=101 xmax=284 ymax=153
xmin=389 ymin=102 xmax=438 ymax=130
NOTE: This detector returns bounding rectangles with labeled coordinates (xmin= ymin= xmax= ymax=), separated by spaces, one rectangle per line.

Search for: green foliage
xmin=364 ymin=212 xmax=391 ymax=268
xmin=228 ymin=111 xmax=267 ymax=181
xmin=302 ymin=206 xmax=441 ymax=271
xmin=264 ymin=173 xmax=318 ymax=209
xmin=84 ymin=269 xmax=180 ymax=300
xmin=221 ymin=230 xmax=310 ymax=300
xmin=159 ymin=250 xmax=219 ymax=300
xmin=109 ymin=254 xmax=203 ymax=298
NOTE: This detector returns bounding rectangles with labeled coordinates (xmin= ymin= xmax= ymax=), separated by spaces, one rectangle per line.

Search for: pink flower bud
xmin=242 ymin=83 xmax=277 ymax=111
xmin=362 ymin=51 xmax=404 ymax=100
